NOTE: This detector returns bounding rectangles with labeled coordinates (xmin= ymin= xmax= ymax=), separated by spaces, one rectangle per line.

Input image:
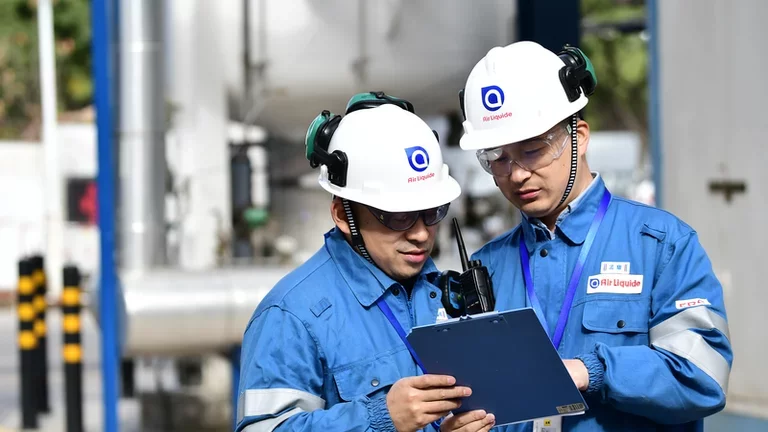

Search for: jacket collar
xmin=324 ymin=227 xmax=440 ymax=307
xmin=521 ymin=173 xmax=606 ymax=251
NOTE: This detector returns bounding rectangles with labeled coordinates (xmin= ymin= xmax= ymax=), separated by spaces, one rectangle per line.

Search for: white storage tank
xmin=216 ymin=0 xmax=517 ymax=141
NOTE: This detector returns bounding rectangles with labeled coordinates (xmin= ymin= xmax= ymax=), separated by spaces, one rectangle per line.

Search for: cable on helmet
xmin=556 ymin=45 xmax=598 ymax=207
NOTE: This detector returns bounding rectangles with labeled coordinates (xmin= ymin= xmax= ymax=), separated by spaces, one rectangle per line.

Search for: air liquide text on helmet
xmin=483 ymin=111 xmax=513 ymax=123
xmin=408 ymin=172 xmax=435 ymax=183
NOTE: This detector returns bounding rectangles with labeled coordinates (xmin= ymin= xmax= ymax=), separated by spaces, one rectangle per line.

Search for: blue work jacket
xmin=236 ymin=227 xmax=446 ymax=431
xmin=472 ymin=174 xmax=732 ymax=432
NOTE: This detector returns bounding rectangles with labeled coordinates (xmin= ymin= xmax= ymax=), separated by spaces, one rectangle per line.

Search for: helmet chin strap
xmin=342 ymin=198 xmax=374 ymax=264
xmin=557 ymin=114 xmax=579 ymax=207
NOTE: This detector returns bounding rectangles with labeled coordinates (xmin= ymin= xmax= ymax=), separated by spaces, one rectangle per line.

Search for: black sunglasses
xmin=366 ymin=203 xmax=451 ymax=231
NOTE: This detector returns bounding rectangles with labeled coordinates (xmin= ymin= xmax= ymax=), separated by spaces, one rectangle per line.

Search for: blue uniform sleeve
xmin=236 ymin=306 xmax=397 ymax=432
xmin=470 ymin=245 xmax=492 ymax=269
xmin=577 ymin=231 xmax=732 ymax=424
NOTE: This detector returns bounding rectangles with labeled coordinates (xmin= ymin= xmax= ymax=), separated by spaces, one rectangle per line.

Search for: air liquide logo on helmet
xmin=481 ymin=86 xmax=504 ymax=111
xmin=404 ymin=146 xmax=434 ymax=183
xmin=480 ymin=85 xmax=512 ymax=122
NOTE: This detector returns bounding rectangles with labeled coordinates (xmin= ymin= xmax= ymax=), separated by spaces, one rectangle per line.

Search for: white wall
xmin=659 ymin=0 xmax=768 ymax=418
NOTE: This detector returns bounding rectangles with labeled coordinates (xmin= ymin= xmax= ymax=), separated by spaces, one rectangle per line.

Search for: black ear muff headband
xmin=345 ymin=91 xmax=415 ymax=114
xmin=558 ymin=44 xmax=598 ymax=102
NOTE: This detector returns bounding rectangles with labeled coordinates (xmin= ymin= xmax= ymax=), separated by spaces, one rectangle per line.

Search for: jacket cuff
xmin=575 ymin=352 xmax=605 ymax=394
xmin=365 ymin=396 xmax=396 ymax=432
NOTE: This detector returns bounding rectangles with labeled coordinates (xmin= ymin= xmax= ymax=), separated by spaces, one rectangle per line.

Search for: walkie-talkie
xmin=437 ymin=218 xmax=495 ymax=318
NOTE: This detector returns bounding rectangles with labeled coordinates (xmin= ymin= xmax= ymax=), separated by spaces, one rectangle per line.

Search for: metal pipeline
xmin=95 ymin=0 xmax=290 ymax=360
xmin=94 ymin=266 xmax=292 ymax=357
xmin=119 ymin=0 xmax=167 ymax=273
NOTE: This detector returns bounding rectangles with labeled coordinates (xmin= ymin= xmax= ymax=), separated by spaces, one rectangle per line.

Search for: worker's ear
xmin=331 ymin=197 xmax=351 ymax=236
xmin=576 ymin=119 xmax=590 ymax=159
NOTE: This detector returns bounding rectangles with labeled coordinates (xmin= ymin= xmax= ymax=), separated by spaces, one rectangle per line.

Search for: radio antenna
xmin=452 ymin=217 xmax=470 ymax=272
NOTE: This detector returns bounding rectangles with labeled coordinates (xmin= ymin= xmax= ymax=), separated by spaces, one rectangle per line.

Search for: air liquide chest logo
xmin=587 ymin=274 xmax=643 ymax=294
xmin=404 ymin=146 xmax=434 ymax=183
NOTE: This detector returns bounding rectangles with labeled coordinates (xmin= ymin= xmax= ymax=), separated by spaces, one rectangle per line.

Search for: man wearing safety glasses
xmin=236 ymin=92 xmax=495 ymax=432
xmin=456 ymin=41 xmax=732 ymax=431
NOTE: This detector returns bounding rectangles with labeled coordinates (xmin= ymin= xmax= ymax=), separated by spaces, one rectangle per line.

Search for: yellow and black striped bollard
xmin=18 ymin=258 xmax=39 ymax=429
xmin=62 ymin=265 xmax=83 ymax=432
xmin=31 ymin=255 xmax=50 ymax=414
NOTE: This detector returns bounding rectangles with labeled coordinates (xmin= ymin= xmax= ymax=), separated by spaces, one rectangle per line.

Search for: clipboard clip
xmin=437 ymin=218 xmax=496 ymax=318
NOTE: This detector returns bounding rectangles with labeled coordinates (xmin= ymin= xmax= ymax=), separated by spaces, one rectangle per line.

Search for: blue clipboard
xmin=406 ymin=307 xmax=588 ymax=427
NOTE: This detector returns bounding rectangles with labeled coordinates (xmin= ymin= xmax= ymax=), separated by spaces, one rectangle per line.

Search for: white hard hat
xmin=306 ymin=101 xmax=461 ymax=212
xmin=459 ymin=41 xmax=597 ymax=151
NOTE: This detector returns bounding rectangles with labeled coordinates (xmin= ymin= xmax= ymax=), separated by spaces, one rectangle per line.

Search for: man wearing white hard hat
xmin=457 ymin=41 xmax=732 ymax=431
xmin=236 ymin=92 xmax=495 ymax=432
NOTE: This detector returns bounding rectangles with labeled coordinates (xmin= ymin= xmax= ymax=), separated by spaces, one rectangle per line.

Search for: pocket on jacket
xmin=332 ymin=348 xmax=411 ymax=402
xmin=581 ymin=298 xmax=650 ymax=335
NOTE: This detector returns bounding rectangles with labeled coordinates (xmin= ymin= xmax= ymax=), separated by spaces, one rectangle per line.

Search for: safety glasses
xmin=476 ymin=123 xmax=571 ymax=176
xmin=366 ymin=203 xmax=451 ymax=231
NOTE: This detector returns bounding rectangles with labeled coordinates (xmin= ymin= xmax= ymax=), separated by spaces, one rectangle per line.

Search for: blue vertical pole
xmin=91 ymin=0 xmax=120 ymax=430
xmin=647 ymin=0 xmax=663 ymax=209
xmin=231 ymin=345 xmax=242 ymax=430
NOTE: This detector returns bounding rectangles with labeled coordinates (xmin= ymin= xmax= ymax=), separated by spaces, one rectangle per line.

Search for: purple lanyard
xmin=520 ymin=189 xmax=611 ymax=350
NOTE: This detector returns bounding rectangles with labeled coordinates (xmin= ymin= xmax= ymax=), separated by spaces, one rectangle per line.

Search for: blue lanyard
xmin=376 ymin=298 xmax=442 ymax=430
xmin=520 ymin=189 xmax=611 ymax=350
xmin=376 ymin=299 xmax=428 ymax=373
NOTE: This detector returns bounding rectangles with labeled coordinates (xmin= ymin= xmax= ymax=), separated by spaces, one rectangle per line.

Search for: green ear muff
xmin=557 ymin=44 xmax=598 ymax=102
xmin=345 ymin=91 xmax=415 ymax=114
xmin=305 ymin=110 xmax=342 ymax=168
xmin=305 ymin=111 xmax=329 ymax=166
xmin=304 ymin=113 xmax=324 ymax=164
xmin=304 ymin=110 xmax=347 ymax=186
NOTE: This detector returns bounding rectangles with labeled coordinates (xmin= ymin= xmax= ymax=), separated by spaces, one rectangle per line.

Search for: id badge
xmin=533 ymin=416 xmax=562 ymax=432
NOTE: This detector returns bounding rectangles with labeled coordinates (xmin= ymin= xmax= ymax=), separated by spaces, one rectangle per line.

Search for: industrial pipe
xmin=119 ymin=0 xmax=168 ymax=273
xmin=101 ymin=266 xmax=290 ymax=357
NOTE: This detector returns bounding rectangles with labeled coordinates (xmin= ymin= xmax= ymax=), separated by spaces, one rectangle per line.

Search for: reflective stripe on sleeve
xmin=238 ymin=388 xmax=326 ymax=430
xmin=650 ymin=306 xmax=731 ymax=392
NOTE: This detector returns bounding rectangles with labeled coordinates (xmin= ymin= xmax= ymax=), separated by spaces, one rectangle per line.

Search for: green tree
xmin=0 ymin=0 xmax=91 ymax=140
xmin=580 ymin=0 xmax=649 ymax=161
